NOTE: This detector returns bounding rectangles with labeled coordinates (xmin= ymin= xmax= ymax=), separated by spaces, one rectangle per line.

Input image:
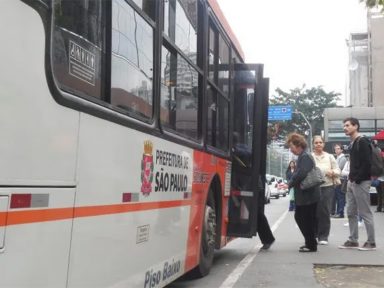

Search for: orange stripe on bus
xmin=74 ymin=199 xmax=191 ymax=218
xmin=1 ymin=199 xmax=192 ymax=227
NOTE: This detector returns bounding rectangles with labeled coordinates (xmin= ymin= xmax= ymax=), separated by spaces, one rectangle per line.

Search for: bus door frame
xmin=227 ymin=63 xmax=269 ymax=238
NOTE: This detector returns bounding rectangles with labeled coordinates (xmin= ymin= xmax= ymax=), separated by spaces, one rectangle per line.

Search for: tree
xmin=268 ymin=85 xmax=340 ymax=143
xmin=361 ymin=0 xmax=384 ymax=9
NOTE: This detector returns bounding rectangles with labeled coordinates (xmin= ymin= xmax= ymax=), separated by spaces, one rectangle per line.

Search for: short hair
xmin=333 ymin=143 xmax=343 ymax=150
xmin=343 ymin=117 xmax=360 ymax=131
xmin=286 ymin=133 xmax=307 ymax=149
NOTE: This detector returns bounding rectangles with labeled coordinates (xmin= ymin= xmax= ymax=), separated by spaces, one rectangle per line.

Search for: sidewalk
xmin=234 ymin=209 xmax=384 ymax=288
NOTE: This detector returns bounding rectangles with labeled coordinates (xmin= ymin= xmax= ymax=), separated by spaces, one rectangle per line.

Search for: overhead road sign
xmin=268 ymin=105 xmax=292 ymax=121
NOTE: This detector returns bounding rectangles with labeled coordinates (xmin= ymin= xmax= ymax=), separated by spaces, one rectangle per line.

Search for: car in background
xmin=267 ymin=176 xmax=288 ymax=199
xmin=276 ymin=179 xmax=289 ymax=197
xmin=265 ymin=183 xmax=271 ymax=204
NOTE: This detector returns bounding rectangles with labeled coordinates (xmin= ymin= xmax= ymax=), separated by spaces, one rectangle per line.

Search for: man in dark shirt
xmin=339 ymin=117 xmax=376 ymax=251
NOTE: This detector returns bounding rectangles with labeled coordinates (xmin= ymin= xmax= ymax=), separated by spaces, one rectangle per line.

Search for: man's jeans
xmin=346 ymin=180 xmax=375 ymax=244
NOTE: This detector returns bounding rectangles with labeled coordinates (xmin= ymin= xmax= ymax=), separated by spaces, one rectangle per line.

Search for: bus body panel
xmin=68 ymin=209 xmax=190 ymax=288
xmin=0 ymin=0 xmax=79 ymax=186
xmin=67 ymin=113 xmax=195 ymax=287
xmin=0 ymin=188 xmax=75 ymax=288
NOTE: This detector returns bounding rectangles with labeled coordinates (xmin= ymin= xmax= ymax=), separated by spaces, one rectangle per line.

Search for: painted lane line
xmin=219 ymin=209 xmax=289 ymax=288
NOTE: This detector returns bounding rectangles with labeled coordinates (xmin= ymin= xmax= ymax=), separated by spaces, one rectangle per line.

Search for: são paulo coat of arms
xmin=141 ymin=140 xmax=154 ymax=195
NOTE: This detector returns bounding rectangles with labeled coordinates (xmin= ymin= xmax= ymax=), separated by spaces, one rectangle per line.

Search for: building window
xmin=377 ymin=120 xmax=384 ymax=131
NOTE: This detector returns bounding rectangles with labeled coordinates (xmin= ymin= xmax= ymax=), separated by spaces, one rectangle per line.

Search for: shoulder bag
xmin=300 ymin=155 xmax=325 ymax=190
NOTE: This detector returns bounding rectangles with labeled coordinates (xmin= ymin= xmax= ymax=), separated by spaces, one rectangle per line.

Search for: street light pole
xmin=293 ymin=110 xmax=313 ymax=151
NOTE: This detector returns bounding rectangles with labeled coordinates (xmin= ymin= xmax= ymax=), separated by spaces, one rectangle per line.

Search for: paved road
xmin=168 ymin=197 xmax=290 ymax=287
xmin=169 ymin=196 xmax=384 ymax=287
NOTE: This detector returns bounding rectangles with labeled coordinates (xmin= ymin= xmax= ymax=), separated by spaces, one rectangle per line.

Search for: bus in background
xmin=0 ymin=0 xmax=269 ymax=287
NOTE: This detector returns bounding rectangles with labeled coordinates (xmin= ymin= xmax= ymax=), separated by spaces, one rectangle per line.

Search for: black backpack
xmin=356 ymin=137 xmax=384 ymax=177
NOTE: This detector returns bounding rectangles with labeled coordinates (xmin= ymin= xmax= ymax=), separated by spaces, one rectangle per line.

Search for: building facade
xmin=324 ymin=11 xmax=384 ymax=147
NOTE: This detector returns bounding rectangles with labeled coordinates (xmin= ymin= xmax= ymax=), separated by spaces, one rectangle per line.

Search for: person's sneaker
xmin=318 ymin=240 xmax=328 ymax=245
xmin=343 ymin=222 xmax=349 ymax=227
xmin=338 ymin=240 xmax=359 ymax=249
xmin=358 ymin=242 xmax=376 ymax=251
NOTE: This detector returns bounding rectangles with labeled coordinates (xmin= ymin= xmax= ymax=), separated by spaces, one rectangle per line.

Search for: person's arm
xmin=288 ymin=154 xmax=313 ymax=188
xmin=339 ymin=155 xmax=347 ymax=171
xmin=341 ymin=161 xmax=350 ymax=178
xmin=330 ymin=155 xmax=341 ymax=177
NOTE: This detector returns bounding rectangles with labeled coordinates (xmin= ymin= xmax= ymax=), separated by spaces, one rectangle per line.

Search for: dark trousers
xmin=295 ymin=202 xmax=318 ymax=250
xmin=316 ymin=186 xmax=334 ymax=241
xmin=257 ymin=212 xmax=275 ymax=245
xmin=377 ymin=182 xmax=384 ymax=211
xmin=331 ymin=190 xmax=336 ymax=215
xmin=335 ymin=183 xmax=345 ymax=216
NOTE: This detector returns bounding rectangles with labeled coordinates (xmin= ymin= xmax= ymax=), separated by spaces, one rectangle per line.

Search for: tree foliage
xmin=268 ymin=85 xmax=340 ymax=143
xmin=361 ymin=0 xmax=384 ymax=9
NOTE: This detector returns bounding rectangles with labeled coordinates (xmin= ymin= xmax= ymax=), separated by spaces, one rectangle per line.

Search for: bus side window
xmin=52 ymin=0 xmax=157 ymax=122
xmin=110 ymin=0 xmax=154 ymax=120
xmin=164 ymin=0 xmax=198 ymax=66
xmin=206 ymin=21 xmax=230 ymax=151
xmin=161 ymin=0 xmax=200 ymax=140
xmin=52 ymin=0 xmax=106 ymax=100
xmin=131 ymin=0 xmax=156 ymax=21
xmin=160 ymin=46 xmax=199 ymax=139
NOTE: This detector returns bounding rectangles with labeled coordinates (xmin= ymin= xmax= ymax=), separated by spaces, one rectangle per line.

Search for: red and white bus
xmin=0 ymin=0 xmax=269 ymax=287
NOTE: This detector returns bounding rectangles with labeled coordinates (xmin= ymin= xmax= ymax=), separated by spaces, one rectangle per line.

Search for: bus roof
xmin=208 ymin=0 xmax=245 ymax=61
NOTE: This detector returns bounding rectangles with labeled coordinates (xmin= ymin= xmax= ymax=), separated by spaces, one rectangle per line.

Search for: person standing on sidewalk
xmin=332 ymin=143 xmax=347 ymax=218
xmin=286 ymin=133 xmax=320 ymax=252
xmin=341 ymin=158 xmax=364 ymax=228
xmin=372 ymin=140 xmax=384 ymax=213
xmin=312 ymin=135 xmax=341 ymax=246
xmin=286 ymin=160 xmax=297 ymax=211
xmin=339 ymin=117 xmax=377 ymax=251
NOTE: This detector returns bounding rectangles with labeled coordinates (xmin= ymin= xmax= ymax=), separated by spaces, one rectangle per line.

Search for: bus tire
xmin=188 ymin=189 xmax=216 ymax=278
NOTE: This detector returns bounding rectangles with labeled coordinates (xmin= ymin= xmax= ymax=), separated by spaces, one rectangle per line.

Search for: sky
xmin=217 ymin=0 xmax=367 ymax=102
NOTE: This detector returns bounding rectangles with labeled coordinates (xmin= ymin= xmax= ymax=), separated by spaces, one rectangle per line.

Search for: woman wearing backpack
xmin=312 ymin=135 xmax=341 ymax=245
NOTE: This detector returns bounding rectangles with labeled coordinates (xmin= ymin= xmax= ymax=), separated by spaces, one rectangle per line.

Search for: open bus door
xmin=227 ymin=64 xmax=269 ymax=238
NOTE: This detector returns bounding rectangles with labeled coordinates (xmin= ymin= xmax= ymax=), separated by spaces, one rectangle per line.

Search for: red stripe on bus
xmin=1 ymin=200 xmax=192 ymax=227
